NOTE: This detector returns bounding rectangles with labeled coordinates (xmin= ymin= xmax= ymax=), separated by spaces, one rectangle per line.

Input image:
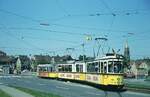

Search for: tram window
xmin=62 ymin=65 xmax=65 ymax=72
xmin=87 ymin=63 xmax=90 ymax=72
xmin=104 ymin=62 xmax=107 ymax=73
xmin=38 ymin=67 xmax=41 ymax=71
xmin=80 ymin=65 xmax=83 ymax=72
xmin=65 ymin=65 xmax=68 ymax=72
xmin=87 ymin=63 xmax=94 ymax=72
xmin=43 ymin=67 xmax=47 ymax=72
xmin=58 ymin=65 xmax=62 ymax=72
xmin=50 ymin=67 xmax=53 ymax=72
xmin=76 ymin=64 xmax=83 ymax=72
xmin=94 ymin=62 xmax=99 ymax=73
xmin=87 ymin=62 xmax=99 ymax=73
xmin=68 ymin=65 xmax=72 ymax=72
xmin=39 ymin=67 xmax=41 ymax=72
xmin=108 ymin=61 xmax=113 ymax=73
xmin=101 ymin=62 xmax=103 ymax=73
xmin=76 ymin=64 xmax=79 ymax=72
xmin=47 ymin=67 xmax=51 ymax=72
xmin=41 ymin=67 xmax=44 ymax=71
xmin=64 ymin=65 xmax=70 ymax=72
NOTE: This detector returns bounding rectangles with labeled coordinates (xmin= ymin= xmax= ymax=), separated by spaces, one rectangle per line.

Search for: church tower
xmin=124 ymin=41 xmax=130 ymax=69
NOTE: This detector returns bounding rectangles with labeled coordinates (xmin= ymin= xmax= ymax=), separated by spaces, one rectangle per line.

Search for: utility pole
xmin=66 ymin=48 xmax=75 ymax=56
xmin=81 ymin=43 xmax=85 ymax=62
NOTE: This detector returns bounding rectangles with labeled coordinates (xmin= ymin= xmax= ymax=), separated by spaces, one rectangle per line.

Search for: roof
xmin=38 ymin=64 xmax=53 ymax=67
xmin=0 ymin=50 xmax=6 ymax=56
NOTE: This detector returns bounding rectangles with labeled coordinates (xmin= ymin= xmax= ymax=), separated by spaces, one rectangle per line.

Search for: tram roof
xmin=95 ymin=53 xmax=124 ymax=60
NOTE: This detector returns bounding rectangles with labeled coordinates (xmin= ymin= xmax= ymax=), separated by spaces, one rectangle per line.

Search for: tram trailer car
xmin=37 ymin=64 xmax=58 ymax=78
xmin=37 ymin=53 xmax=124 ymax=90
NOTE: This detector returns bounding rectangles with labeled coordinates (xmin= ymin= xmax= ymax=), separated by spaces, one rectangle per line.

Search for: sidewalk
xmin=0 ymin=84 xmax=34 ymax=97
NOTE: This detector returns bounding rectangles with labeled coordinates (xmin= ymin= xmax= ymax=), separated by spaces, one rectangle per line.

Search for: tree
xmin=78 ymin=55 xmax=86 ymax=61
xmin=16 ymin=57 xmax=21 ymax=74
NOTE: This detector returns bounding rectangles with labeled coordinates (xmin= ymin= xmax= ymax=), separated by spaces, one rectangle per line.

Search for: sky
xmin=0 ymin=0 xmax=150 ymax=59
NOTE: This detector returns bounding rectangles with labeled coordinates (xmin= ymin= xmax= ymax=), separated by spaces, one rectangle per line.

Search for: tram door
xmin=100 ymin=61 xmax=108 ymax=73
xmin=100 ymin=60 xmax=108 ymax=84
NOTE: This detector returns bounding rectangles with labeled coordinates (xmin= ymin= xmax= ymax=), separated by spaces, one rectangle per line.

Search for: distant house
xmin=137 ymin=62 xmax=149 ymax=77
xmin=0 ymin=50 xmax=6 ymax=56
xmin=130 ymin=60 xmax=150 ymax=78
xmin=0 ymin=50 xmax=15 ymax=74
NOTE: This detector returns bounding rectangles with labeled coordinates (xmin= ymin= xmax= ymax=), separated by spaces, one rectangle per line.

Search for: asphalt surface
xmin=0 ymin=75 xmax=149 ymax=97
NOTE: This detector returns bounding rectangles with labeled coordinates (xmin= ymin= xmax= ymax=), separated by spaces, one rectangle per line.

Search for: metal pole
xmin=81 ymin=43 xmax=85 ymax=62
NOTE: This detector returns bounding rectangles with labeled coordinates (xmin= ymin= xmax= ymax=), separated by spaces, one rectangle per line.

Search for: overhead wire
xmin=0 ymin=26 xmax=84 ymax=36
xmin=0 ymin=2 xmax=149 ymax=56
xmin=20 ymin=35 xmax=79 ymax=44
xmin=0 ymin=27 xmax=85 ymax=56
xmin=0 ymin=25 xmax=50 ymax=53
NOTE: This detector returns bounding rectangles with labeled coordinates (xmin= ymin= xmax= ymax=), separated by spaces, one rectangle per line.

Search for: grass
xmin=10 ymin=86 xmax=61 ymax=97
xmin=0 ymin=89 xmax=11 ymax=97
xmin=145 ymin=76 xmax=150 ymax=81
xmin=125 ymin=83 xmax=150 ymax=90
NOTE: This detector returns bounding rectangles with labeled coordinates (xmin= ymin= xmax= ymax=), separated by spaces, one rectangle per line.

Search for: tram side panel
xmin=58 ymin=72 xmax=86 ymax=81
xmin=38 ymin=72 xmax=49 ymax=78
xmin=85 ymin=73 xmax=101 ymax=84
xmin=74 ymin=73 xmax=86 ymax=81
xmin=48 ymin=72 xmax=58 ymax=78
xmin=100 ymin=74 xmax=124 ymax=86
xmin=58 ymin=72 xmax=74 ymax=80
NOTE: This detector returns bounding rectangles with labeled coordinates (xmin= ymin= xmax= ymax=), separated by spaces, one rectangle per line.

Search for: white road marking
xmin=0 ymin=83 xmax=3 ymax=85
xmin=56 ymin=86 xmax=69 ymax=90
xmin=38 ymin=83 xmax=46 ymax=86
xmin=86 ymin=92 xmax=102 ymax=96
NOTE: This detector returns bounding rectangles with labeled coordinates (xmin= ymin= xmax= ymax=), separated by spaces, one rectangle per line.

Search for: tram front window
xmin=108 ymin=61 xmax=113 ymax=73
xmin=114 ymin=61 xmax=123 ymax=73
xmin=108 ymin=61 xmax=123 ymax=73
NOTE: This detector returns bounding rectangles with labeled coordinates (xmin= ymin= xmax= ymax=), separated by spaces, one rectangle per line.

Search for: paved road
xmin=0 ymin=75 xmax=149 ymax=97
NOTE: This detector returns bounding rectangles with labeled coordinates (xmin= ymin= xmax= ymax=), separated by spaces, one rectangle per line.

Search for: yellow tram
xmin=37 ymin=53 xmax=124 ymax=89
